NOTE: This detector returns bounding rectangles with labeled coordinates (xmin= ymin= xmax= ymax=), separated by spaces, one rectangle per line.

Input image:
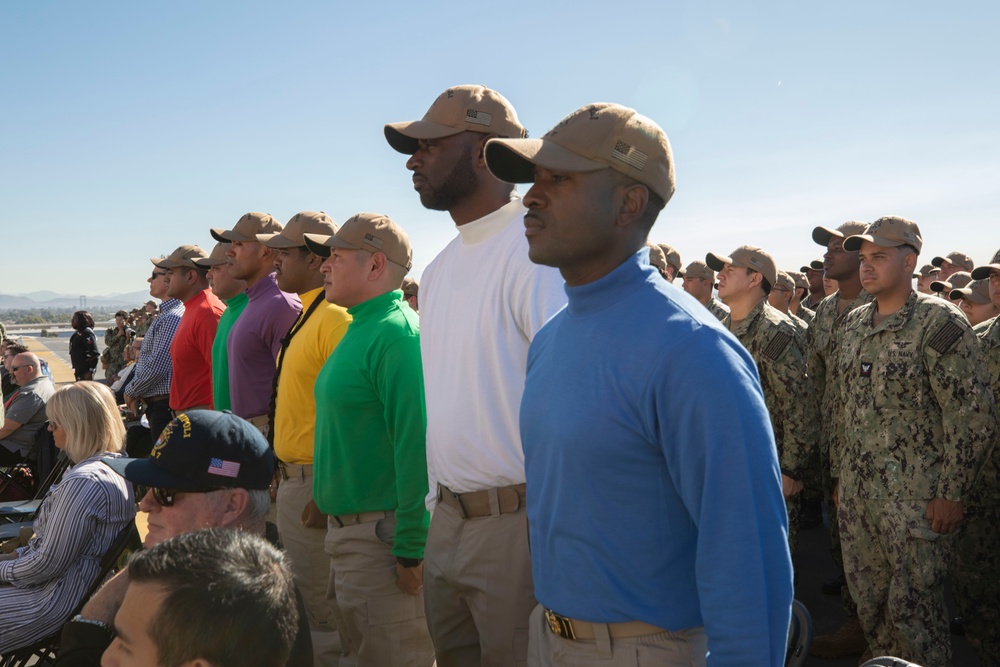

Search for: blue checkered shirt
xmin=124 ymin=298 xmax=184 ymax=398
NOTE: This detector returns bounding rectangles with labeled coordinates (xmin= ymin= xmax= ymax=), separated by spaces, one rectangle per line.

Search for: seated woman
xmin=0 ymin=382 xmax=136 ymax=653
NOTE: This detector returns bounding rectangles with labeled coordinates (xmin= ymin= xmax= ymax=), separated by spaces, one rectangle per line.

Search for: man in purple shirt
xmin=211 ymin=212 xmax=302 ymax=435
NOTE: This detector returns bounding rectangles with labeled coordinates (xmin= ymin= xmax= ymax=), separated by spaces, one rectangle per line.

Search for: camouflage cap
xmin=931 ymin=251 xmax=975 ymax=272
xmin=800 ymin=260 xmax=824 ymax=273
xmin=843 ymin=216 xmax=922 ymax=253
xmin=384 ymin=85 xmax=527 ymax=155
xmin=303 ymin=213 xmax=412 ymax=271
xmin=485 ymin=103 xmax=676 ymax=203
xmin=913 ymin=263 xmax=940 ymax=279
xmin=812 ymin=220 xmax=869 ymax=247
xmin=931 ymin=271 xmax=973 ymax=293
xmin=950 ymin=278 xmax=992 ymax=305
xmin=191 ymin=242 xmax=230 ymax=269
xmin=210 ymin=212 xmax=282 ymax=243
xmin=773 ymin=270 xmax=795 ymax=292
xmin=151 ymin=245 xmax=209 ymax=269
xmin=789 ymin=271 xmax=808 ymax=290
xmin=646 ymin=243 xmax=668 ymax=273
xmin=258 ymin=211 xmax=338 ymax=249
xmin=681 ymin=260 xmax=714 ymax=282
xmin=657 ymin=244 xmax=682 ymax=271
xmin=971 ymin=248 xmax=1000 ymax=280
xmin=706 ymin=245 xmax=778 ymax=287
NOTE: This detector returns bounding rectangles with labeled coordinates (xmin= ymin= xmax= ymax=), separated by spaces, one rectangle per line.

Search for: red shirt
xmin=170 ymin=289 xmax=225 ymax=411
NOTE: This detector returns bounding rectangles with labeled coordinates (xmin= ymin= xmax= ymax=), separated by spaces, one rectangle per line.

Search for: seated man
xmin=0 ymin=352 xmax=56 ymax=465
xmin=101 ymin=528 xmax=300 ymax=667
xmin=54 ymin=409 xmax=313 ymax=667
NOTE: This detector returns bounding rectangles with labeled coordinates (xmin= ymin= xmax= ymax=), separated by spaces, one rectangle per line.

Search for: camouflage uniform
xmin=796 ymin=305 xmax=815 ymax=325
xmin=805 ymin=289 xmax=873 ymax=618
xmin=952 ymin=313 xmax=1000 ymax=664
xmin=103 ymin=326 xmax=131 ymax=378
xmin=832 ymin=291 xmax=997 ymax=665
xmin=724 ymin=300 xmax=819 ymax=560
xmin=787 ymin=311 xmax=809 ymax=343
xmin=706 ymin=296 xmax=729 ymax=322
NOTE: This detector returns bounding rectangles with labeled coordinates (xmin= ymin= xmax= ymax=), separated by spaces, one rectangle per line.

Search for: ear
xmin=307 ymin=252 xmax=324 ymax=271
xmin=475 ymin=133 xmax=497 ymax=167
xmin=616 ymin=183 xmax=650 ymax=229
xmin=368 ymin=252 xmax=389 ymax=282
xmin=903 ymin=251 xmax=919 ymax=273
xmin=217 ymin=489 xmax=250 ymax=528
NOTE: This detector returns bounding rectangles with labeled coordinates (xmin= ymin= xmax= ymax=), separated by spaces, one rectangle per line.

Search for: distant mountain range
xmin=0 ymin=290 xmax=152 ymax=309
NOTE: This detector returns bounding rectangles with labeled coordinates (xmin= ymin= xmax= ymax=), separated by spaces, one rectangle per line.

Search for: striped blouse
xmin=0 ymin=452 xmax=135 ymax=652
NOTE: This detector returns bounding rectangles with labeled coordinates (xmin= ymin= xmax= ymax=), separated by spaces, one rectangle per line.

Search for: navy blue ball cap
xmin=104 ymin=410 xmax=274 ymax=490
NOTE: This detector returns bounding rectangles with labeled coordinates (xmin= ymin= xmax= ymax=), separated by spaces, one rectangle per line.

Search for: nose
xmin=138 ymin=488 xmax=158 ymax=512
xmin=523 ymin=183 xmax=542 ymax=209
xmin=320 ymin=257 xmax=332 ymax=274
xmin=406 ymin=152 xmax=421 ymax=171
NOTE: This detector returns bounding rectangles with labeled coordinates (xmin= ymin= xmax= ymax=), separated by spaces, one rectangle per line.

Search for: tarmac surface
xmin=16 ymin=337 xmax=980 ymax=666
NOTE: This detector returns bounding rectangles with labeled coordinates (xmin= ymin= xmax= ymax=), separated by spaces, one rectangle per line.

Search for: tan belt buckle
xmin=544 ymin=609 xmax=576 ymax=640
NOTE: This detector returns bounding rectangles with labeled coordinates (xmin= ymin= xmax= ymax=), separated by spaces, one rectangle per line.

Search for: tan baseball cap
xmin=931 ymin=271 xmax=972 ymax=293
xmin=843 ymin=216 xmax=922 ymax=253
xmin=658 ymin=244 xmax=682 ymax=271
xmin=812 ymin=220 xmax=869 ymax=247
xmin=971 ymin=248 xmax=1000 ymax=280
xmin=401 ymin=277 xmax=419 ymax=298
xmin=789 ymin=271 xmax=808 ymax=290
xmin=485 ymin=103 xmax=676 ymax=203
xmin=773 ymin=271 xmax=795 ymax=292
xmin=913 ymin=263 xmax=940 ymax=279
xmin=303 ymin=213 xmax=412 ymax=271
xmin=191 ymin=242 xmax=230 ymax=269
xmin=950 ymin=278 xmax=992 ymax=305
xmin=931 ymin=251 xmax=975 ymax=272
xmin=706 ymin=246 xmax=778 ymax=287
xmin=681 ymin=260 xmax=714 ymax=282
xmin=800 ymin=260 xmax=824 ymax=272
xmin=384 ymin=85 xmax=527 ymax=155
xmin=211 ymin=212 xmax=282 ymax=243
xmin=151 ymin=245 xmax=209 ymax=269
xmin=258 ymin=211 xmax=338 ymax=248
xmin=646 ymin=243 xmax=668 ymax=273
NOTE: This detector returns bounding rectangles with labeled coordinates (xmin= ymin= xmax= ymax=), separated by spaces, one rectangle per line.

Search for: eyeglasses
xmin=10 ymin=364 xmax=33 ymax=372
xmin=150 ymin=271 xmax=168 ymax=280
xmin=150 ymin=486 xmax=225 ymax=507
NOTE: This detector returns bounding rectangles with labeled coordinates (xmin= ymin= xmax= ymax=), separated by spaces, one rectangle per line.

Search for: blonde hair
xmin=47 ymin=381 xmax=126 ymax=463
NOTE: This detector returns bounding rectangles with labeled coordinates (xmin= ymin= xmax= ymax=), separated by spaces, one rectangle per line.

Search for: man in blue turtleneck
xmin=484 ymin=104 xmax=793 ymax=667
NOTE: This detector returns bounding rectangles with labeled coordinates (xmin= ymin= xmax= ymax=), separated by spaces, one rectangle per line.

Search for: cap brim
xmin=302 ymin=233 xmax=333 ymax=257
xmin=485 ymin=138 xmax=607 ymax=185
xmin=930 ymin=281 xmax=950 ymax=293
xmin=257 ymin=232 xmax=301 ymax=249
xmin=843 ymin=234 xmax=875 ymax=252
xmin=192 ymin=257 xmax=227 ymax=268
xmin=971 ymin=264 xmax=1000 ymax=280
xmin=705 ymin=252 xmax=733 ymax=272
xmin=812 ymin=226 xmax=838 ymax=247
xmin=210 ymin=228 xmax=257 ymax=243
xmin=384 ymin=120 xmax=465 ymax=155
xmin=103 ymin=457 xmax=206 ymax=490
xmin=150 ymin=257 xmax=173 ymax=268
xmin=931 ymin=256 xmax=946 ymax=267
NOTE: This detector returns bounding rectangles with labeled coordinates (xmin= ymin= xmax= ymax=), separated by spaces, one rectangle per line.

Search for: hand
xmin=301 ymin=499 xmax=328 ymax=529
xmin=832 ymin=480 xmax=839 ymax=508
xmin=80 ymin=568 xmax=131 ymax=624
xmin=781 ymin=474 xmax=804 ymax=498
xmin=926 ymin=498 xmax=964 ymax=534
xmin=125 ymin=394 xmax=139 ymax=415
xmin=396 ymin=561 xmax=424 ymax=595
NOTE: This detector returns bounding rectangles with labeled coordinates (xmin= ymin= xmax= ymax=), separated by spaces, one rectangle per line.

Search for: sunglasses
xmin=150 ymin=271 xmax=168 ymax=280
xmin=150 ymin=486 xmax=225 ymax=507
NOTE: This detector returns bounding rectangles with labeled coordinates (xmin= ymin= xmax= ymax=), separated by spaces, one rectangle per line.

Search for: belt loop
xmin=594 ymin=622 xmax=612 ymax=658
xmin=436 ymin=483 xmax=444 ymax=503
xmin=487 ymin=487 xmax=501 ymax=517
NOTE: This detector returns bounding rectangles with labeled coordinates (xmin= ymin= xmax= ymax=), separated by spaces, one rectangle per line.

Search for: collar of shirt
xmin=244 ymin=272 xmax=279 ymax=302
xmin=346 ymin=289 xmax=404 ymax=322
xmin=456 ymin=196 xmax=525 ymax=246
xmin=564 ymin=249 xmax=656 ymax=318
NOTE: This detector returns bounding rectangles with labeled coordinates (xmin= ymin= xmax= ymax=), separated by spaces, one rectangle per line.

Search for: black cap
xmin=104 ymin=410 xmax=274 ymax=490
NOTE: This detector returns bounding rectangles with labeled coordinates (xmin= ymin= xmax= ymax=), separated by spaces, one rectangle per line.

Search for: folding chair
xmin=860 ymin=658 xmax=924 ymax=667
xmin=785 ymin=599 xmax=813 ymax=667
xmin=0 ymin=451 xmax=70 ymax=526
xmin=0 ymin=424 xmax=54 ymax=501
xmin=0 ymin=520 xmax=142 ymax=666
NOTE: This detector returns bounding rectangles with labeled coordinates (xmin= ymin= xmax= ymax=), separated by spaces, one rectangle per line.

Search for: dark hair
xmin=128 ymin=528 xmax=299 ymax=667
xmin=72 ymin=310 xmax=95 ymax=330
xmin=115 ymin=310 xmax=128 ymax=319
xmin=4 ymin=341 xmax=29 ymax=356
xmin=745 ymin=268 xmax=772 ymax=295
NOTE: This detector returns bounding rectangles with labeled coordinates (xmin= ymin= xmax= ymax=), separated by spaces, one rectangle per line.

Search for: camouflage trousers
xmin=839 ymin=496 xmax=954 ymax=666
xmin=951 ymin=495 xmax=1000 ymax=665
xmin=786 ymin=493 xmax=800 ymax=569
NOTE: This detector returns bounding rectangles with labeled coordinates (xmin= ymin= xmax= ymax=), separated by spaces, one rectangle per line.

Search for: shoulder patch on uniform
xmin=763 ymin=331 xmax=792 ymax=362
xmin=928 ymin=320 xmax=964 ymax=354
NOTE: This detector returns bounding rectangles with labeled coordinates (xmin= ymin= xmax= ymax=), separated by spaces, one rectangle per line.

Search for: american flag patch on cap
xmin=611 ymin=140 xmax=648 ymax=170
xmin=466 ymin=109 xmax=493 ymax=127
xmin=208 ymin=458 xmax=240 ymax=478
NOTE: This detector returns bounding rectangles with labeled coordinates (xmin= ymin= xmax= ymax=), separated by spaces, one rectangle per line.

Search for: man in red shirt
xmin=154 ymin=245 xmax=225 ymax=413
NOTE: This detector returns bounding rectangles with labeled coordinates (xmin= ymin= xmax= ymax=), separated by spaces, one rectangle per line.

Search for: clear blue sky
xmin=2 ymin=1 xmax=998 ymax=297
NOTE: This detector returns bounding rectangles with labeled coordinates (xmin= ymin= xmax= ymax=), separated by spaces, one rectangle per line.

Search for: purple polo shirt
xmin=226 ymin=272 xmax=301 ymax=418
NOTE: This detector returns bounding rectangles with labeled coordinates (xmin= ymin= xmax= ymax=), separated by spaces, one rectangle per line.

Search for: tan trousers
xmin=325 ymin=515 xmax=435 ymax=667
xmin=276 ymin=469 xmax=343 ymax=667
xmin=423 ymin=500 xmax=535 ymax=666
xmin=527 ymin=605 xmax=707 ymax=667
